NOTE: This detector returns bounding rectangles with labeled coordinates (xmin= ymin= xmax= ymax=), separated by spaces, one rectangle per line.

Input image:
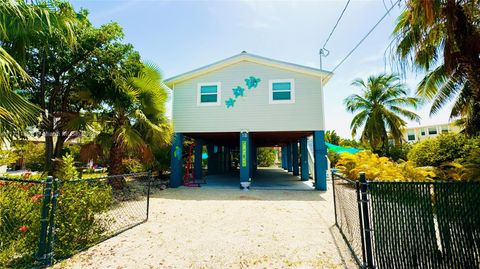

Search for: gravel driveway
xmin=55 ymin=185 xmax=356 ymax=269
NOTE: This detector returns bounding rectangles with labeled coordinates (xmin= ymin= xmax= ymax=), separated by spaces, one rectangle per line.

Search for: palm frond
xmin=417 ymin=65 xmax=447 ymax=100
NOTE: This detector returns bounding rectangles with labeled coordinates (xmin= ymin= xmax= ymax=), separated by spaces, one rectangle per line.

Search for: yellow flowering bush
xmin=337 ymin=151 xmax=435 ymax=181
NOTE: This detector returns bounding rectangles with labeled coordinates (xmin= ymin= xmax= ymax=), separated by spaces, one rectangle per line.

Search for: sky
xmin=70 ymin=0 xmax=452 ymax=138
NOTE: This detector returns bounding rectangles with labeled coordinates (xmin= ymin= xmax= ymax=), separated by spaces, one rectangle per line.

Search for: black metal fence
xmin=333 ymin=172 xmax=480 ymax=269
xmin=0 ymin=172 xmax=152 ymax=268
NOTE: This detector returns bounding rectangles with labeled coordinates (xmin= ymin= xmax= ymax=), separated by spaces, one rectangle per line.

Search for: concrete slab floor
xmin=197 ymin=167 xmax=314 ymax=191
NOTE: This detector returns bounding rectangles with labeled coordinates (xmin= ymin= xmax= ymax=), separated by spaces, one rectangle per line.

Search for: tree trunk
xmin=45 ymin=132 xmax=54 ymax=175
xmin=108 ymin=140 xmax=125 ymax=189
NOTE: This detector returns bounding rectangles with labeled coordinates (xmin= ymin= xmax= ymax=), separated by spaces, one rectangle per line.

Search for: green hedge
xmin=0 ymin=178 xmax=112 ymax=267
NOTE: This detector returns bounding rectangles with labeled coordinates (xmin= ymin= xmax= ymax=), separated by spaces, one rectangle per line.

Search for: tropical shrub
xmin=337 ymin=151 xmax=434 ymax=181
xmin=407 ymin=134 xmax=477 ymax=167
xmin=12 ymin=142 xmax=45 ymax=171
xmin=0 ymin=176 xmax=112 ymax=265
xmin=123 ymin=158 xmax=145 ymax=173
xmin=0 ymin=149 xmax=18 ymax=167
xmin=150 ymin=146 xmax=171 ymax=177
xmin=328 ymin=151 xmax=340 ymax=168
xmin=382 ymin=143 xmax=412 ymax=162
xmin=55 ymin=154 xmax=79 ymax=180
xmin=257 ymin=148 xmax=276 ymax=167
xmin=54 ymin=180 xmax=112 ymax=258
xmin=0 ymin=180 xmax=43 ymax=267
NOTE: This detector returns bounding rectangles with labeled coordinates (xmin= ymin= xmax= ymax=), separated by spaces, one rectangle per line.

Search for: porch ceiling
xmin=183 ymin=131 xmax=313 ymax=147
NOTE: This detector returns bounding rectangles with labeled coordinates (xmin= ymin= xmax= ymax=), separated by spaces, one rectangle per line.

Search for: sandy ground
xmin=54 ymin=185 xmax=356 ymax=269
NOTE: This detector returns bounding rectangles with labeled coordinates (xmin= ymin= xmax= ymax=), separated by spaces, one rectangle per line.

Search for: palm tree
xmin=0 ymin=0 xmax=78 ymax=141
xmin=392 ymin=0 xmax=480 ymax=136
xmin=325 ymin=130 xmax=342 ymax=145
xmin=344 ymin=74 xmax=420 ymax=151
xmin=82 ymin=63 xmax=171 ymax=189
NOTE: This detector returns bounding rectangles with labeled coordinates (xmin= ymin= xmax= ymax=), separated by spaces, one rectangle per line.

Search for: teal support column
xmin=224 ymin=147 xmax=230 ymax=172
xmin=249 ymin=140 xmax=254 ymax=178
xmin=252 ymin=144 xmax=257 ymax=176
xmin=300 ymin=138 xmax=309 ymax=181
xmin=292 ymin=141 xmax=299 ymax=176
xmin=313 ymin=131 xmax=328 ymax=191
xmin=207 ymin=144 xmax=217 ymax=175
xmin=194 ymin=139 xmax=203 ymax=180
xmin=287 ymin=144 xmax=293 ymax=172
xmin=170 ymin=133 xmax=184 ymax=188
xmin=281 ymin=147 xmax=286 ymax=170
xmin=218 ymin=146 xmax=224 ymax=174
xmin=240 ymin=132 xmax=250 ymax=183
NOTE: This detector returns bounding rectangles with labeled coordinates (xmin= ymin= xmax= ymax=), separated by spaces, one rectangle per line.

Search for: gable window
xmin=197 ymin=82 xmax=221 ymax=106
xmin=269 ymin=79 xmax=295 ymax=104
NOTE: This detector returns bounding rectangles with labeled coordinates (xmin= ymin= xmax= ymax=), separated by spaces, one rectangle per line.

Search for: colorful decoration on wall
xmin=225 ymin=76 xmax=261 ymax=108
xmin=232 ymin=86 xmax=245 ymax=98
xmin=245 ymin=76 xmax=261 ymax=89
xmin=174 ymin=146 xmax=182 ymax=160
xmin=225 ymin=98 xmax=236 ymax=108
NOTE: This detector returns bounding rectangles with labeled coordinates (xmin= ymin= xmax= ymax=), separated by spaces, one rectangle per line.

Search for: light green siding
xmin=172 ymin=61 xmax=325 ymax=133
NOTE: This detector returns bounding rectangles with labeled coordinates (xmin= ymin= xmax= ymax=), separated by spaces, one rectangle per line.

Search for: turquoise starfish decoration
xmin=232 ymin=86 xmax=245 ymax=98
xmin=225 ymin=98 xmax=236 ymax=108
xmin=245 ymin=76 xmax=261 ymax=89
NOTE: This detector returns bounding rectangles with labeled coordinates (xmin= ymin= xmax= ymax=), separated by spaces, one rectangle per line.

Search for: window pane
xmin=272 ymin=82 xmax=291 ymax=91
xmin=428 ymin=127 xmax=437 ymax=135
xmin=201 ymin=94 xmax=217 ymax=103
xmin=273 ymin=91 xmax=291 ymax=100
xmin=408 ymin=134 xmax=415 ymax=141
xmin=200 ymin=85 xmax=217 ymax=94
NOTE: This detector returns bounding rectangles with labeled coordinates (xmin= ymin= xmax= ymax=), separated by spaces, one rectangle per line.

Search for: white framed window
xmin=428 ymin=127 xmax=438 ymax=135
xmin=269 ymin=79 xmax=295 ymax=104
xmin=197 ymin=82 xmax=221 ymax=106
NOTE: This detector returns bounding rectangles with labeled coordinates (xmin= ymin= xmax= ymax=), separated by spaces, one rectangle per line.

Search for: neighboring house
xmin=403 ymin=123 xmax=461 ymax=143
xmin=165 ymin=52 xmax=332 ymax=190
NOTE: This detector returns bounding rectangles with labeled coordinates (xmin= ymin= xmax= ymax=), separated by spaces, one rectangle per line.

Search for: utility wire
xmin=321 ymin=0 xmax=351 ymax=50
xmin=331 ymin=0 xmax=401 ymax=73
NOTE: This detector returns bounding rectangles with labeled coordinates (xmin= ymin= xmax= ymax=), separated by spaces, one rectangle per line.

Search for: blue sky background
xmin=70 ymin=0 xmax=452 ymax=138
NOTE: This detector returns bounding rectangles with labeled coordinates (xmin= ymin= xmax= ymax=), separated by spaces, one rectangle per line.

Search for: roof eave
xmin=164 ymin=53 xmax=333 ymax=87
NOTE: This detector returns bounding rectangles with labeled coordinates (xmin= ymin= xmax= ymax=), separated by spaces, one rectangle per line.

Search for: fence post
xmin=37 ymin=176 xmax=52 ymax=264
xmin=356 ymin=178 xmax=367 ymax=266
xmin=146 ymin=171 xmax=152 ymax=221
xmin=45 ymin=178 xmax=59 ymax=266
xmin=331 ymin=171 xmax=338 ymax=226
xmin=359 ymin=172 xmax=375 ymax=269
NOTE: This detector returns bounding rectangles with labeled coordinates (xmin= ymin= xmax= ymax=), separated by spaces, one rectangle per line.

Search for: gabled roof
xmin=164 ymin=52 xmax=333 ymax=87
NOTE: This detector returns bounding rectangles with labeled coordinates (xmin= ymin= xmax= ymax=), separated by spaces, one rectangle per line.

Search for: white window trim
xmin=197 ymin=82 xmax=221 ymax=106
xmin=269 ymin=79 xmax=295 ymax=104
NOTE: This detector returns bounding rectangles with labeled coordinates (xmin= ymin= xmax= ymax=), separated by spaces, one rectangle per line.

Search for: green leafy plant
xmin=123 ymin=158 xmax=144 ymax=173
xmin=0 ymin=149 xmax=18 ymax=166
xmin=325 ymin=130 xmax=341 ymax=145
xmin=54 ymin=180 xmax=112 ymax=258
xmin=257 ymin=148 xmax=276 ymax=167
xmin=337 ymin=151 xmax=435 ymax=181
xmin=12 ymin=141 xmax=45 ymax=171
xmin=328 ymin=151 xmax=340 ymax=168
xmin=0 ymin=181 xmax=43 ymax=267
xmin=55 ymin=153 xmax=78 ymax=180
xmin=407 ymin=133 xmax=471 ymax=167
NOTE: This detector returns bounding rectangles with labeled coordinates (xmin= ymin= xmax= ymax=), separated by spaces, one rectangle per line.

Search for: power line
xmin=331 ymin=0 xmax=401 ymax=73
xmin=322 ymin=0 xmax=351 ymax=50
